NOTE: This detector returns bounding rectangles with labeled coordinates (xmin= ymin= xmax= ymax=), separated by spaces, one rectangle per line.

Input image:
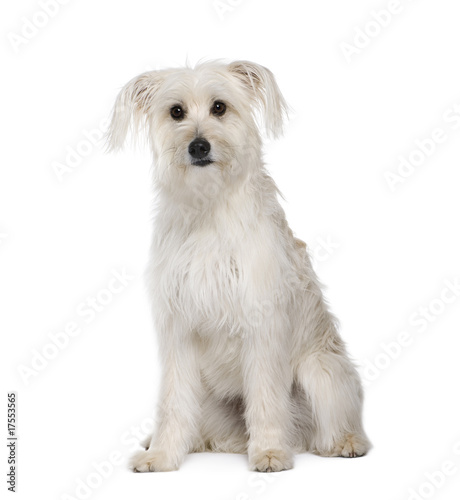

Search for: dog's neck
xmin=153 ymin=166 xmax=282 ymax=236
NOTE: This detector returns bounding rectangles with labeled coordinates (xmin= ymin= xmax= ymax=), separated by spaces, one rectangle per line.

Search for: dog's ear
xmin=106 ymin=71 xmax=163 ymax=151
xmin=228 ymin=61 xmax=288 ymax=139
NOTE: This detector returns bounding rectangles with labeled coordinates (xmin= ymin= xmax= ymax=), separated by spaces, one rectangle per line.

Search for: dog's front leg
xmin=131 ymin=323 xmax=202 ymax=472
xmin=242 ymin=317 xmax=294 ymax=472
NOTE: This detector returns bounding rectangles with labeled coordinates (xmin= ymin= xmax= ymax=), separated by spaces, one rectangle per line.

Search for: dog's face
xmin=108 ymin=61 xmax=287 ymax=199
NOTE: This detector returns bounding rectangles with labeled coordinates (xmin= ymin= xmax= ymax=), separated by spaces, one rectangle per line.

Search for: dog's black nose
xmin=188 ymin=138 xmax=211 ymax=159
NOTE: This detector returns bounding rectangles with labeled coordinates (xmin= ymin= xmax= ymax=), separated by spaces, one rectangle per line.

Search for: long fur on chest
xmin=146 ymin=170 xmax=302 ymax=338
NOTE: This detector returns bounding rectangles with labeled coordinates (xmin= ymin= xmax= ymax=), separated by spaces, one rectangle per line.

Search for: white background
xmin=2 ymin=1 xmax=460 ymax=499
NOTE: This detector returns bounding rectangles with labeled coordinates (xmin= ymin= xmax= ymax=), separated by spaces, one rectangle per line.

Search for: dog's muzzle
xmin=188 ymin=138 xmax=213 ymax=166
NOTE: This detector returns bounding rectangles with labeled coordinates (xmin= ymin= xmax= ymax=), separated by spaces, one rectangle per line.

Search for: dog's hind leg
xmin=296 ymin=331 xmax=371 ymax=458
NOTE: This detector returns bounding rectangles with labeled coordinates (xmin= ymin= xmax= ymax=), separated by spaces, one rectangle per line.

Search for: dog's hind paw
xmin=335 ymin=433 xmax=371 ymax=458
xmin=315 ymin=433 xmax=371 ymax=458
xmin=249 ymin=449 xmax=293 ymax=472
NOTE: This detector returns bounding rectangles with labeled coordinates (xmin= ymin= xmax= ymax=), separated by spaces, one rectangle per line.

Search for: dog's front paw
xmin=249 ymin=449 xmax=293 ymax=472
xmin=130 ymin=449 xmax=178 ymax=472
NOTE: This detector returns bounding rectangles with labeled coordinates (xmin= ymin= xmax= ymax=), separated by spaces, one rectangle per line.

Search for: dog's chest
xmin=154 ymin=217 xmax=280 ymax=331
xmin=163 ymin=228 xmax=244 ymax=315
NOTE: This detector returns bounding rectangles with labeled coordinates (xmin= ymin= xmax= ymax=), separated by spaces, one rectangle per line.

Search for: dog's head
xmin=107 ymin=60 xmax=288 ymax=198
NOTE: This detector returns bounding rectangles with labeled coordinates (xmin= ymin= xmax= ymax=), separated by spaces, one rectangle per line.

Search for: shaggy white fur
xmin=108 ymin=60 xmax=371 ymax=472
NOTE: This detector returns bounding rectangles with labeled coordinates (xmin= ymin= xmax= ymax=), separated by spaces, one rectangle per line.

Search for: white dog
xmin=108 ymin=60 xmax=371 ymax=472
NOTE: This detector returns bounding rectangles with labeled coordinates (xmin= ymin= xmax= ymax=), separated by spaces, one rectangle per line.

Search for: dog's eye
xmin=170 ymin=105 xmax=185 ymax=120
xmin=211 ymin=101 xmax=226 ymax=116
